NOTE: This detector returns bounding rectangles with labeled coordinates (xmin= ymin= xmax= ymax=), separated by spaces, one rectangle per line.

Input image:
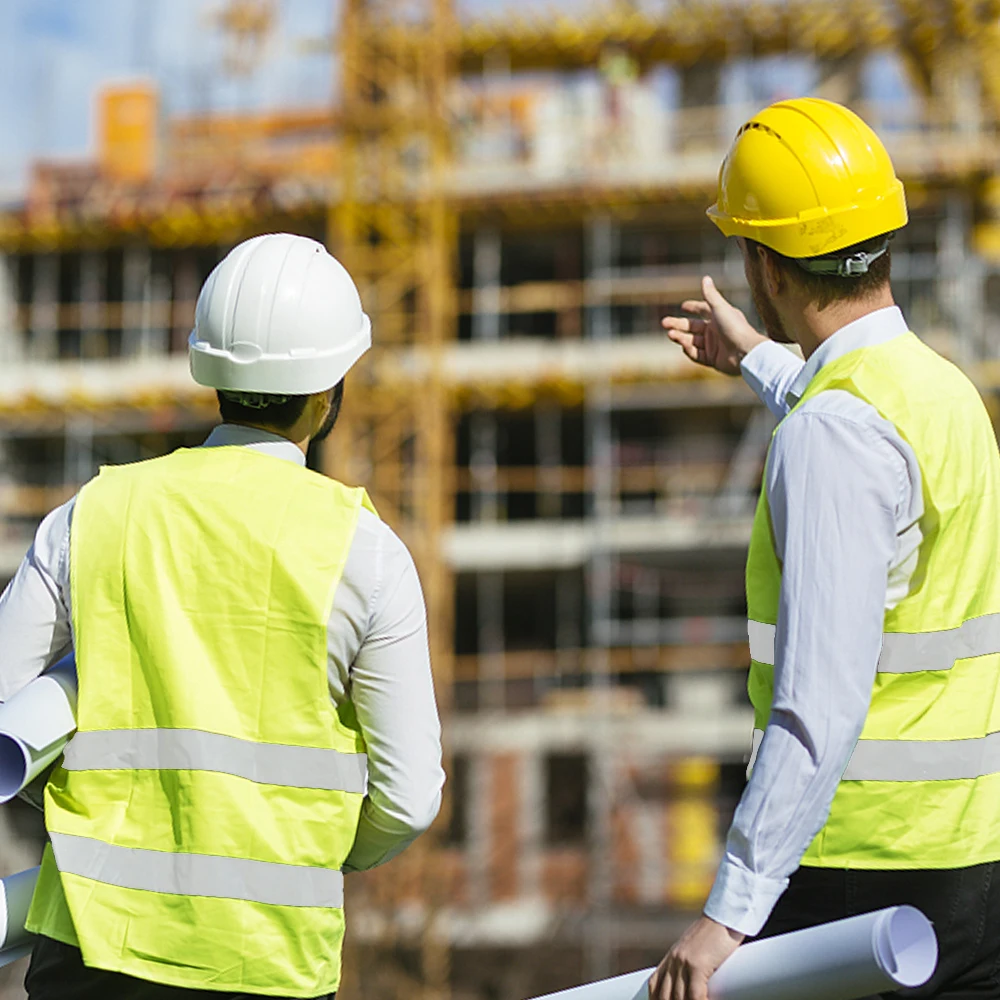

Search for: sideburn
xmin=748 ymin=256 xmax=792 ymax=345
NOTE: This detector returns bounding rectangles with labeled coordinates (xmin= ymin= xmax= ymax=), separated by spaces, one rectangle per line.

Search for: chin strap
xmin=796 ymin=236 xmax=892 ymax=277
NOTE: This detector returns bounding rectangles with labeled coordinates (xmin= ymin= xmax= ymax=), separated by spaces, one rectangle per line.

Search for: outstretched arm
xmin=662 ymin=276 xmax=802 ymax=418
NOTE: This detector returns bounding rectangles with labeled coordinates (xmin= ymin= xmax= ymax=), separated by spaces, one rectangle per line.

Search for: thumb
xmin=701 ymin=275 xmax=729 ymax=310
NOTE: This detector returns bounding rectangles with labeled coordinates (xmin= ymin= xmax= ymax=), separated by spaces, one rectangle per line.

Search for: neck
xmin=791 ymin=286 xmax=896 ymax=359
xmin=229 ymin=420 xmax=311 ymax=457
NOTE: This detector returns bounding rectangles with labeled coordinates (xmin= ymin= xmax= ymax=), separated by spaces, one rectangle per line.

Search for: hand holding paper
xmin=649 ymin=916 xmax=743 ymax=1000
xmin=528 ymin=907 xmax=938 ymax=1000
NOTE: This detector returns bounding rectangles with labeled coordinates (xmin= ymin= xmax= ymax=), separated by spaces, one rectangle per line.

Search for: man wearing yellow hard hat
xmin=651 ymin=99 xmax=1000 ymax=1000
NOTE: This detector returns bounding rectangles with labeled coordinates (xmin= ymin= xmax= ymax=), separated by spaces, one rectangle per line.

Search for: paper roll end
xmin=876 ymin=906 xmax=937 ymax=988
xmin=0 ymin=735 xmax=31 ymax=804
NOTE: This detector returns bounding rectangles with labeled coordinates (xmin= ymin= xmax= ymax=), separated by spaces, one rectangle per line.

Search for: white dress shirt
xmin=704 ymin=306 xmax=925 ymax=936
xmin=0 ymin=423 xmax=445 ymax=874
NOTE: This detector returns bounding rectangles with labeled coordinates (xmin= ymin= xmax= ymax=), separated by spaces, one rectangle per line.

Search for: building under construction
xmin=0 ymin=1 xmax=999 ymax=998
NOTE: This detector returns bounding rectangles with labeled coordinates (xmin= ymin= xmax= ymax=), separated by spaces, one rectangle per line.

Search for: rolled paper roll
xmin=0 ymin=654 xmax=78 ymax=804
xmin=0 ymin=867 xmax=39 ymax=968
xmin=707 ymin=906 xmax=937 ymax=1000
xmin=527 ymin=907 xmax=937 ymax=1000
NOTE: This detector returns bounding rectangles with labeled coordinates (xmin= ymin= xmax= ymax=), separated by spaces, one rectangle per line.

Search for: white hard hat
xmin=189 ymin=233 xmax=371 ymax=396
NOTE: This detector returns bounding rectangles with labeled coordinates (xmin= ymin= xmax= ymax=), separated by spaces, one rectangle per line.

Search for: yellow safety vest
xmin=26 ymin=445 xmax=375 ymax=997
xmin=747 ymin=332 xmax=1000 ymax=869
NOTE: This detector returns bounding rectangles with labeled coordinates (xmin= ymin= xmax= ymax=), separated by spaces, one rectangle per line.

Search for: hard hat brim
xmin=189 ymin=313 xmax=372 ymax=396
xmin=708 ymin=174 xmax=908 ymax=259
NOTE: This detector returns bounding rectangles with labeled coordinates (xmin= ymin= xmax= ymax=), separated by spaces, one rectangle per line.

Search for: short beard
xmin=747 ymin=255 xmax=792 ymax=344
xmin=312 ymin=381 xmax=344 ymax=444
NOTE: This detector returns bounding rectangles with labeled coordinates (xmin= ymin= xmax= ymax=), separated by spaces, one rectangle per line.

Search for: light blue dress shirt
xmin=703 ymin=306 xmax=926 ymax=936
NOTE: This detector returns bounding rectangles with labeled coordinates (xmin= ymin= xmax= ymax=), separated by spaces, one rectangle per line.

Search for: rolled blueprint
xmin=528 ymin=907 xmax=937 ymax=1000
xmin=0 ymin=867 xmax=39 ymax=968
xmin=0 ymin=654 xmax=77 ymax=804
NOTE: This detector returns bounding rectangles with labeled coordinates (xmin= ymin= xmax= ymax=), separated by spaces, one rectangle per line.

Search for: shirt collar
xmin=202 ymin=423 xmax=306 ymax=467
xmin=786 ymin=305 xmax=909 ymax=407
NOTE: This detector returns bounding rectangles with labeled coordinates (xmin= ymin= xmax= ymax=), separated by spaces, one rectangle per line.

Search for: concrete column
xmin=535 ymin=403 xmax=561 ymax=519
xmin=584 ymin=213 xmax=618 ymax=981
xmin=467 ymin=752 xmax=491 ymax=906
xmin=64 ymin=414 xmax=95 ymax=488
xmin=80 ymin=252 xmax=104 ymax=359
xmin=30 ymin=253 xmax=58 ymax=361
xmin=633 ymin=799 xmax=666 ymax=905
xmin=172 ymin=252 xmax=200 ymax=353
xmin=0 ymin=255 xmax=23 ymax=364
xmin=122 ymin=245 xmax=151 ymax=357
xmin=518 ymin=750 xmax=544 ymax=899
xmin=477 ymin=570 xmax=505 ymax=712
xmin=141 ymin=268 xmax=171 ymax=357
xmin=470 ymin=228 xmax=502 ymax=520
xmin=938 ymin=192 xmax=983 ymax=364
xmin=585 ymin=748 xmax=617 ymax=980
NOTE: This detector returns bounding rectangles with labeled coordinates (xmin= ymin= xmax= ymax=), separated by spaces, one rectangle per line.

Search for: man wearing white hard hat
xmin=0 ymin=234 xmax=445 ymax=999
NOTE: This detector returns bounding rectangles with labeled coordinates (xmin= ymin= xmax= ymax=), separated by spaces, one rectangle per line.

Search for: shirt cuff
xmin=702 ymin=855 xmax=789 ymax=937
xmin=740 ymin=341 xmax=803 ymax=419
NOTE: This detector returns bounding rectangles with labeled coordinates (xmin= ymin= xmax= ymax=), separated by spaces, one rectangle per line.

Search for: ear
xmin=758 ymin=245 xmax=784 ymax=297
xmin=311 ymin=389 xmax=333 ymax=432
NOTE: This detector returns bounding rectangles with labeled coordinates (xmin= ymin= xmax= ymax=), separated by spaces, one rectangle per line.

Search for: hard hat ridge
xmin=189 ymin=233 xmax=371 ymax=396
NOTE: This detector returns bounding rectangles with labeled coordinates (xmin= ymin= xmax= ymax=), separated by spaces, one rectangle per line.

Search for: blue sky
xmin=0 ymin=0 xmax=912 ymax=199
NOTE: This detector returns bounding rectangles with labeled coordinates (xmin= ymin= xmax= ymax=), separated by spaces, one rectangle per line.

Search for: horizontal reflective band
xmin=63 ymin=729 xmax=367 ymax=794
xmin=748 ymin=614 xmax=1000 ymax=673
xmin=876 ymin=613 xmax=1000 ymax=673
xmin=843 ymin=730 xmax=1000 ymax=782
xmin=50 ymin=832 xmax=343 ymax=908
xmin=747 ymin=621 xmax=775 ymax=666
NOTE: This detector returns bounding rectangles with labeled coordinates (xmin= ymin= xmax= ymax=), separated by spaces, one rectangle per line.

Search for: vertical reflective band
xmin=62 ymin=729 xmax=367 ymax=793
xmin=747 ymin=621 xmax=775 ymax=665
xmin=843 ymin=731 xmax=1000 ymax=782
xmin=747 ymin=613 xmax=1000 ymax=672
xmin=49 ymin=832 xmax=344 ymax=908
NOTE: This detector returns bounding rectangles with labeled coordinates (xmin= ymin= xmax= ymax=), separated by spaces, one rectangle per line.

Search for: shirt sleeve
xmin=740 ymin=341 xmax=804 ymax=419
xmin=342 ymin=525 xmax=445 ymax=873
xmin=0 ymin=497 xmax=75 ymax=702
xmin=704 ymin=398 xmax=905 ymax=935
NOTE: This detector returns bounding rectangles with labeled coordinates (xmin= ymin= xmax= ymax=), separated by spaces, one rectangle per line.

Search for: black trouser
xmin=755 ymin=862 xmax=1000 ymax=999
xmin=25 ymin=936 xmax=336 ymax=1000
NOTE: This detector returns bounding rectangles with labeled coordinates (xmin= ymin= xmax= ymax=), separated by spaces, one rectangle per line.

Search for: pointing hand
xmin=661 ymin=276 xmax=766 ymax=377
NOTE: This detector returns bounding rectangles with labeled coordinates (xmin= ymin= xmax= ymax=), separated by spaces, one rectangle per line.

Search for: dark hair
xmin=216 ymin=391 xmax=310 ymax=431
xmin=748 ymin=234 xmax=893 ymax=308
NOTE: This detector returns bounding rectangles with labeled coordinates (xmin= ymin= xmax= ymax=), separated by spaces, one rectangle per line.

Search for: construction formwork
xmin=0 ymin=2 xmax=999 ymax=999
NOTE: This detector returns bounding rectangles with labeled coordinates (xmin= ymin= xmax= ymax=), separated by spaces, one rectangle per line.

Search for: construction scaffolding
xmin=0 ymin=1 xmax=999 ymax=998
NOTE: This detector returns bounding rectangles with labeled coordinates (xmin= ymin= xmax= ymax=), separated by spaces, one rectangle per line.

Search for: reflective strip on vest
xmin=842 ymin=731 xmax=1000 ymax=782
xmin=748 ymin=613 xmax=1000 ymax=672
xmin=62 ymin=729 xmax=368 ymax=794
xmin=49 ymin=832 xmax=344 ymax=909
xmin=747 ymin=621 xmax=775 ymax=667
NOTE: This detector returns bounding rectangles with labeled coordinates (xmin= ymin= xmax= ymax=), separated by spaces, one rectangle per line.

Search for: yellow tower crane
xmin=328 ymin=3 xmax=457 ymax=998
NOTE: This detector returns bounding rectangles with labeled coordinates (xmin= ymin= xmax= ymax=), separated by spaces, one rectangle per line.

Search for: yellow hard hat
xmin=707 ymin=98 xmax=908 ymax=261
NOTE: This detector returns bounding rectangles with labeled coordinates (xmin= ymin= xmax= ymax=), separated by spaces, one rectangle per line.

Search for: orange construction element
xmin=99 ymin=82 xmax=159 ymax=183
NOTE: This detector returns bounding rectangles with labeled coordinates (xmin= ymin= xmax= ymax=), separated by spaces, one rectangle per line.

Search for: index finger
xmin=680 ymin=299 xmax=712 ymax=318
